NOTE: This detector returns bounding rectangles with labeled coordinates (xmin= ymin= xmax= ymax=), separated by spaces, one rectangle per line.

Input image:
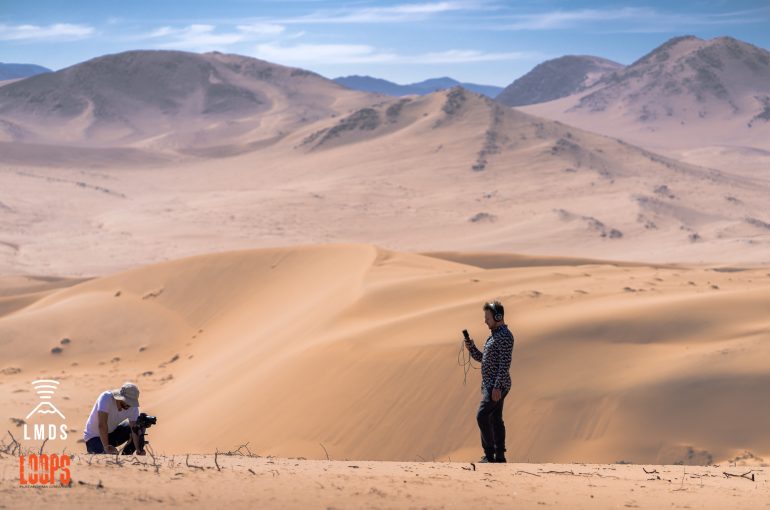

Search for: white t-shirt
xmin=83 ymin=390 xmax=140 ymax=442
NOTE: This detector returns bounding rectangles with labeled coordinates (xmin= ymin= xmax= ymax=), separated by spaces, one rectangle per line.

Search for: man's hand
xmin=105 ymin=445 xmax=118 ymax=455
xmin=491 ymin=388 xmax=502 ymax=402
xmin=464 ymin=338 xmax=473 ymax=350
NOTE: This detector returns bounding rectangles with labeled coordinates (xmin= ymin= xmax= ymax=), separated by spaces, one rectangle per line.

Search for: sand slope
xmin=2 ymin=244 xmax=769 ymax=465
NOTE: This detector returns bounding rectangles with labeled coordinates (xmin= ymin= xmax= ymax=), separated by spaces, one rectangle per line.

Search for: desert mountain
xmin=334 ymin=75 xmax=503 ymax=98
xmin=2 ymin=86 xmax=770 ymax=276
xmin=521 ymin=36 xmax=770 ymax=152
xmin=496 ymin=55 xmax=622 ymax=107
xmin=0 ymin=50 xmax=375 ymax=148
xmin=0 ymin=62 xmax=51 ymax=81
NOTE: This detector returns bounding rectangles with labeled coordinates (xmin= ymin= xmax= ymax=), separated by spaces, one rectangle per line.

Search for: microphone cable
xmin=457 ymin=336 xmax=479 ymax=386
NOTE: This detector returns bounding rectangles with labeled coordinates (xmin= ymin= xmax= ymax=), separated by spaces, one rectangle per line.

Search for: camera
xmin=136 ymin=412 xmax=157 ymax=428
xmin=121 ymin=412 xmax=158 ymax=455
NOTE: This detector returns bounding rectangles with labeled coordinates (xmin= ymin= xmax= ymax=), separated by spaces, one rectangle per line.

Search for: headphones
xmin=487 ymin=301 xmax=504 ymax=322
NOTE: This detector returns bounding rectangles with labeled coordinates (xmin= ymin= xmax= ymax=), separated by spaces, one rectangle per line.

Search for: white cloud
xmin=156 ymin=24 xmax=246 ymax=49
xmin=282 ymin=1 xmax=475 ymax=24
xmin=500 ymin=7 xmax=769 ymax=31
xmin=502 ymin=8 xmax=651 ymax=30
xmin=146 ymin=26 xmax=176 ymax=38
xmin=254 ymin=43 xmax=397 ymax=64
xmin=140 ymin=23 xmax=286 ymax=50
xmin=0 ymin=23 xmax=94 ymax=41
xmin=408 ymin=49 xmax=537 ymax=64
xmin=252 ymin=43 xmax=537 ymax=65
xmin=235 ymin=23 xmax=286 ymax=36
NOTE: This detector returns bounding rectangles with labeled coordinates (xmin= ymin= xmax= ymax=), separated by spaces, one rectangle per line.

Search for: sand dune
xmin=2 ymin=244 xmax=768 ymax=466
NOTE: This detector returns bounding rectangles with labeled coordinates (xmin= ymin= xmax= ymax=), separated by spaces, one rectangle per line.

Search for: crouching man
xmin=83 ymin=382 xmax=145 ymax=455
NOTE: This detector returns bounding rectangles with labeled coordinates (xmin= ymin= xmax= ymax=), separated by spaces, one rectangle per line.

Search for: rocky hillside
xmin=496 ymin=55 xmax=622 ymax=107
xmin=0 ymin=50 xmax=372 ymax=147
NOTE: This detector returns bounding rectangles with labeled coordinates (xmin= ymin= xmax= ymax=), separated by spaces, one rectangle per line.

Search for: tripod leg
xmin=121 ymin=440 xmax=135 ymax=455
xmin=120 ymin=425 xmax=142 ymax=455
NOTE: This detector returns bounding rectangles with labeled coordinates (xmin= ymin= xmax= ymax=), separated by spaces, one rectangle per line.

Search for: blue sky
xmin=2 ymin=1 xmax=769 ymax=86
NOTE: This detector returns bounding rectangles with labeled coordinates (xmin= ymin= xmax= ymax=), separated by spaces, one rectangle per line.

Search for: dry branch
xmin=186 ymin=454 xmax=204 ymax=470
xmin=5 ymin=430 xmax=21 ymax=456
xmin=39 ymin=438 xmax=48 ymax=456
xmin=723 ymin=470 xmax=756 ymax=481
xmin=225 ymin=442 xmax=256 ymax=457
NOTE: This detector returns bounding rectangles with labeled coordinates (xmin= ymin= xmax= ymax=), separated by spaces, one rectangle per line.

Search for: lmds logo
xmin=19 ymin=380 xmax=71 ymax=487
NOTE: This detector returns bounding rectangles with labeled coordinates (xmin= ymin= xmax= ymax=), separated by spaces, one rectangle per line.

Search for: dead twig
xmin=643 ymin=467 xmax=659 ymax=474
xmin=6 ymin=430 xmax=21 ymax=456
xmin=672 ymin=466 xmax=687 ymax=491
xmin=723 ymin=470 xmax=756 ymax=481
xmin=516 ymin=470 xmax=541 ymax=477
xmin=146 ymin=445 xmax=160 ymax=475
xmin=39 ymin=438 xmax=48 ymax=456
xmin=78 ymin=479 xmax=104 ymax=489
xmin=319 ymin=442 xmax=330 ymax=461
xmin=542 ymin=470 xmax=575 ymax=475
xmin=185 ymin=454 xmax=204 ymax=470
xmin=589 ymin=473 xmax=621 ymax=480
xmin=107 ymin=449 xmax=123 ymax=467
xmin=224 ymin=442 xmax=256 ymax=457
xmin=214 ymin=450 xmax=221 ymax=471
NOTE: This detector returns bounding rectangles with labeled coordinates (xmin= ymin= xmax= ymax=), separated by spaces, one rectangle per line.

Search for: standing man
xmin=464 ymin=301 xmax=514 ymax=463
xmin=83 ymin=382 xmax=145 ymax=455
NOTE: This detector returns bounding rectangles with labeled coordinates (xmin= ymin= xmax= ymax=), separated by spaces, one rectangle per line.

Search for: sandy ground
xmin=2 ymin=245 xmax=769 ymax=466
xmin=0 ymin=453 xmax=767 ymax=509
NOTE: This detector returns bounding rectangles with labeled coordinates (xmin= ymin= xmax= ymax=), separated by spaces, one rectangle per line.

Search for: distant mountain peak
xmin=0 ymin=62 xmax=52 ymax=81
xmin=576 ymin=35 xmax=770 ymax=119
xmin=496 ymin=55 xmax=623 ymax=107
xmin=520 ymin=35 xmax=770 ymax=151
xmin=333 ymin=75 xmax=502 ymax=99
xmin=0 ymin=49 xmax=366 ymax=147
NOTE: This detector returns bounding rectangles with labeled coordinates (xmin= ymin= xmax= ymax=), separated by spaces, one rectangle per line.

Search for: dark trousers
xmin=477 ymin=387 xmax=509 ymax=457
xmin=85 ymin=421 xmax=135 ymax=454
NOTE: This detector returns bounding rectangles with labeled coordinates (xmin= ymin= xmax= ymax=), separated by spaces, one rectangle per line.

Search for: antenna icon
xmin=25 ymin=380 xmax=66 ymax=420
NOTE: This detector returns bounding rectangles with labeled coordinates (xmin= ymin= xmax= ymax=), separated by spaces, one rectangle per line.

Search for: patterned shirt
xmin=469 ymin=324 xmax=514 ymax=391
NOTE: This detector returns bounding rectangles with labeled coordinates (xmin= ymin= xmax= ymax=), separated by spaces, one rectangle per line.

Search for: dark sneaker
xmin=494 ymin=456 xmax=507 ymax=463
xmin=478 ymin=455 xmax=495 ymax=463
